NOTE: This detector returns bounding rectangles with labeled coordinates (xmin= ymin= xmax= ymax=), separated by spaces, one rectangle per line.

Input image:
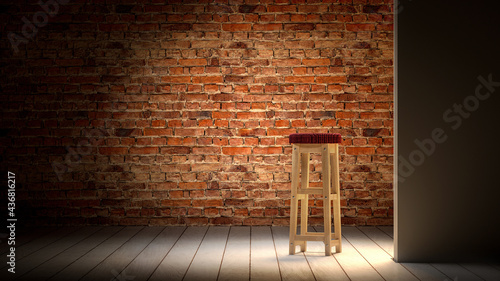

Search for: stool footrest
xmin=297 ymin=193 xmax=338 ymax=200
xmin=295 ymin=233 xmax=340 ymax=242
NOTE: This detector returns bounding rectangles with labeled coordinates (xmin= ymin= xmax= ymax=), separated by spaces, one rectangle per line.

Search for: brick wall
xmin=0 ymin=0 xmax=394 ymax=226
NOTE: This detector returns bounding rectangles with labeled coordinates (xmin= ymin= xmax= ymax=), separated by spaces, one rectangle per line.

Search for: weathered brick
xmin=222 ymin=147 xmax=252 ymax=155
xmin=179 ymin=59 xmax=207 ymax=66
xmin=267 ymin=5 xmax=297 ymax=13
xmin=302 ymin=58 xmax=331 ymax=66
xmin=346 ymin=23 xmax=376 ymax=31
xmin=222 ymin=24 xmax=252 ymax=31
xmin=346 ymin=147 xmax=376 ymax=155
xmin=284 ymin=23 xmax=315 ymax=31
xmin=253 ymin=24 xmax=282 ymax=31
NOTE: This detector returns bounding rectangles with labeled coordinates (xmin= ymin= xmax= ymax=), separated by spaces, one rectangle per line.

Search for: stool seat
xmin=289 ymin=133 xmax=342 ymax=144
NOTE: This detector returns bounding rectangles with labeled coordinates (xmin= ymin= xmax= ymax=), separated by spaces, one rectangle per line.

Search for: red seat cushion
xmin=289 ymin=133 xmax=342 ymax=144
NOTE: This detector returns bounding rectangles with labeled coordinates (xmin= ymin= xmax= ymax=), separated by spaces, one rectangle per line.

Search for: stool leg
xmin=300 ymin=152 xmax=310 ymax=252
xmin=322 ymin=145 xmax=332 ymax=256
xmin=332 ymin=144 xmax=342 ymax=253
xmin=289 ymin=145 xmax=300 ymax=255
xmin=300 ymin=196 xmax=308 ymax=252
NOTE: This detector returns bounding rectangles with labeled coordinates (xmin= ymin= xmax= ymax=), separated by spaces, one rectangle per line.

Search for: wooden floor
xmin=1 ymin=226 xmax=499 ymax=281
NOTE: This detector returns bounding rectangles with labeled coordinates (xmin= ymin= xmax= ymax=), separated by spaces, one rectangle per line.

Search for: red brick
xmin=316 ymin=23 xmax=344 ymax=31
xmin=285 ymin=76 xmax=315 ymax=83
xmin=175 ymin=128 xmax=204 ymax=136
xmin=284 ymin=23 xmax=315 ymax=31
xmin=179 ymin=59 xmax=207 ymax=66
xmin=253 ymin=147 xmax=283 ymax=154
xmin=253 ymin=24 xmax=282 ymax=31
xmin=192 ymin=199 xmax=223 ymax=207
xmin=302 ymin=59 xmax=331 ymax=66
xmin=99 ymin=147 xmax=128 ymax=155
xmin=192 ymin=147 xmax=221 ymax=154
xmin=360 ymin=112 xmax=391 ymax=119
xmin=192 ymin=76 xmax=223 ymax=83
xmin=298 ymin=5 xmax=328 ymax=13
xmin=193 ymin=23 xmax=220 ymax=30
xmin=222 ymin=147 xmax=252 ymax=155
xmin=179 ymin=182 xmax=207 ymax=189
xmin=317 ymin=76 xmax=347 ymax=83
xmin=226 ymin=199 xmax=254 ymax=207
xmin=346 ymin=23 xmax=376 ymax=31
xmin=267 ymin=128 xmax=296 ymax=136
xmin=129 ymin=147 xmax=158 ymax=154
xmin=222 ymin=24 xmax=252 ymax=31
xmin=237 ymin=112 xmax=266 ymax=119
xmin=284 ymin=41 xmax=315 ymax=49
xmin=161 ymin=200 xmax=191 ymax=207
xmin=267 ymin=5 xmax=297 ymax=13
xmin=144 ymin=128 xmax=172 ymax=136
xmin=272 ymin=59 xmax=301 ymax=66
xmin=99 ymin=24 xmax=128 ymax=31
xmin=161 ymin=76 xmax=191 ymax=83
xmin=346 ymin=147 xmax=376 ymax=155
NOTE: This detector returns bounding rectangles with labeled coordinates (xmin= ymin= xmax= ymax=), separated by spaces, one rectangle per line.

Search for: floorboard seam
xmin=270 ymin=226 xmax=284 ymax=281
xmin=249 ymin=226 xmax=252 ymax=281
xmin=314 ymin=226 xmax=352 ymax=281
xmin=302 ymin=250 xmax=318 ymax=281
xmin=48 ymin=226 xmax=124 ymax=280
xmin=180 ymin=226 xmax=209 ymax=281
xmin=78 ymin=226 xmax=145 ymax=281
xmin=16 ymin=226 xmax=103 ymax=280
xmin=342 ymin=231 xmax=387 ymax=281
xmin=14 ymin=226 xmax=83 ymax=264
xmin=358 ymin=227 xmax=393 ymax=258
xmin=146 ymin=226 xmax=188 ymax=281
xmin=458 ymin=263 xmax=487 ymax=281
xmin=118 ymin=226 xmax=165 ymax=280
xmin=429 ymin=264 xmax=458 ymax=281
xmin=215 ymin=226 xmax=231 ymax=281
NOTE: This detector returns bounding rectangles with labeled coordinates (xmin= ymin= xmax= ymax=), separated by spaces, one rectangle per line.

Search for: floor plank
xmin=79 ymin=226 xmax=162 ymax=281
xmin=378 ymin=226 xmax=394 ymax=238
xmin=148 ymin=226 xmax=208 ymax=281
xmin=0 ymin=227 xmax=59 ymax=255
xmin=218 ymin=227 xmax=251 ymax=281
xmin=358 ymin=226 xmax=449 ymax=281
xmin=399 ymin=263 xmax=450 ymax=281
xmin=304 ymin=227 xmax=350 ymax=281
xmin=272 ymin=226 xmax=315 ymax=281
xmin=120 ymin=226 xmax=186 ymax=281
xmin=342 ymin=226 xmax=418 ymax=281
xmin=183 ymin=226 xmax=230 ymax=281
xmin=358 ymin=226 xmax=394 ymax=257
xmin=491 ymin=263 xmax=500 ymax=271
xmin=431 ymin=263 xmax=484 ymax=281
xmin=49 ymin=226 xmax=143 ymax=281
xmin=315 ymin=226 xmax=385 ymax=281
xmin=0 ymin=226 xmax=87 ymax=280
xmin=9 ymin=227 xmax=105 ymax=280
xmin=1 ymin=226 xmax=80 ymax=270
xmin=459 ymin=263 xmax=500 ymax=281
xmin=250 ymin=226 xmax=281 ymax=281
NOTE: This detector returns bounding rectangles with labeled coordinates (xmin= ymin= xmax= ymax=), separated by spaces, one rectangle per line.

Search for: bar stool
xmin=288 ymin=133 xmax=342 ymax=256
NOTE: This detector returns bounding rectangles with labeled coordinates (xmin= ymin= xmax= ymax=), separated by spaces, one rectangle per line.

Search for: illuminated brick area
xmin=0 ymin=0 xmax=393 ymax=226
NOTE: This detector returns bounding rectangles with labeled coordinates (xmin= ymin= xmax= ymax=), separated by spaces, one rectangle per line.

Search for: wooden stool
xmin=288 ymin=133 xmax=342 ymax=256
